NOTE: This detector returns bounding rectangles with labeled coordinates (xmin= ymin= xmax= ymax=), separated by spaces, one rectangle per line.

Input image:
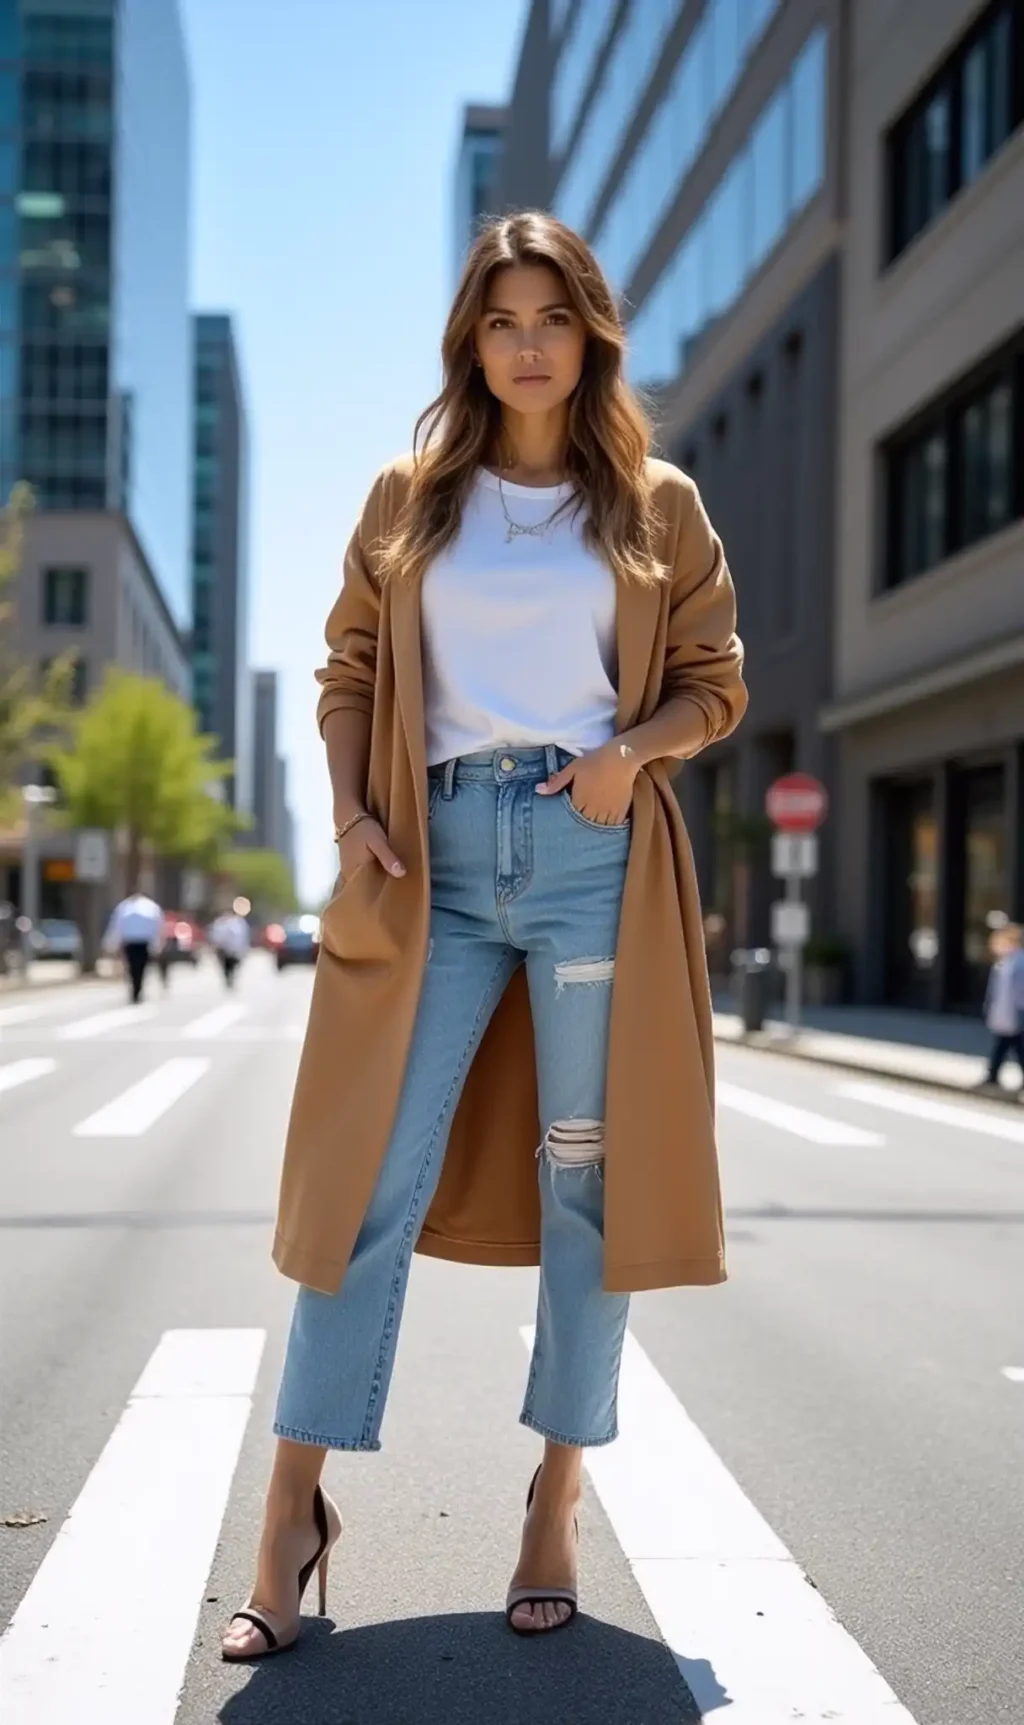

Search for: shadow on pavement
xmin=218 ymin=1609 xmax=715 ymax=1723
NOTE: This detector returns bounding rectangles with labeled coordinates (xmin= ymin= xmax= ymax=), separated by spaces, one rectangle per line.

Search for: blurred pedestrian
xmin=103 ymin=890 xmax=163 ymax=1004
xmin=223 ymin=212 xmax=747 ymax=1660
xmin=977 ymin=922 xmax=1024 ymax=1093
xmin=208 ymin=902 xmax=250 ymax=988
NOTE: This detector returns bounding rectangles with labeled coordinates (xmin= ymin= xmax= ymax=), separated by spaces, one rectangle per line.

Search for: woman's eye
xmin=546 ymin=312 xmax=571 ymax=325
xmin=487 ymin=317 xmax=512 ymax=330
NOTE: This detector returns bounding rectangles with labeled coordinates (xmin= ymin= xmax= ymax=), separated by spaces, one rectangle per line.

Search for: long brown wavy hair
xmin=379 ymin=211 xmax=663 ymax=588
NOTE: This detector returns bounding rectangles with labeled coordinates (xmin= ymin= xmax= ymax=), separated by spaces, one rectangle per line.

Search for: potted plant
xmin=802 ymin=933 xmax=849 ymax=1007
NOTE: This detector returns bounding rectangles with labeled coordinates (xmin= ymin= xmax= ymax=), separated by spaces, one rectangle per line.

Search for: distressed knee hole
xmin=553 ymin=955 xmax=615 ymax=993
xmin=543 ymin=1118 xmax=605 ymax=1168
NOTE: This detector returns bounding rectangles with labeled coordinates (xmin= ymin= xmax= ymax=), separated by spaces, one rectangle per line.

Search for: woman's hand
xmin=336 ymin=815 xmax=405 ymax=881
xmin=535 ymin=741 xmax=640 ymax=826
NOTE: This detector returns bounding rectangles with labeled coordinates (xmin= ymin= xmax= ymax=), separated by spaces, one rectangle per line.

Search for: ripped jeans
xmin=273 ymin=746 xmax=632 ymax=1451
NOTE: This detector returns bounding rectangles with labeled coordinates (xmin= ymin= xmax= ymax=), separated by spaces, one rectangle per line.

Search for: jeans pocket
xmin=561 ymin=790 xmax=632 ymax=834
xmin=427 ymin=779 xmax=444 ymax=822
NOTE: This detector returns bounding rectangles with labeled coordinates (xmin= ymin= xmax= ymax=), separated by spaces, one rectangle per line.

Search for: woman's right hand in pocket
xmin=337 ymin=816 xmax=405 ymax=882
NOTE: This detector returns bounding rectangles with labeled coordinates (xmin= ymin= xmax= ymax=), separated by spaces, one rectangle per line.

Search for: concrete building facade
xmin=823 ymin=0 xmax=1024 ymax=1011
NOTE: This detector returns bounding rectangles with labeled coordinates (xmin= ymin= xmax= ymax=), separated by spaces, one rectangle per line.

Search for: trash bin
xmin=731 ymin=948 xmax=773 ymax=1033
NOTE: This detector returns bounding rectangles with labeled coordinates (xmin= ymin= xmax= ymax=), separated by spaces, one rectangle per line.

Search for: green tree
xmin=46 ymin=669 xmax=237 ymax=889
xmin=218 ymin=847 xmax=297 ymax=917
xmin=0 ymin=482 xmax=77 ymax=824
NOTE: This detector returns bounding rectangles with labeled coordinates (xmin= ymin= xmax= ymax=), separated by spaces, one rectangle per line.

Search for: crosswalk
xmin=3 ymin=987 xmax=1023 ymax=1149
xmin=0 ymin=990 xmax=307 ymax=1139
xmin=0 ymin=1321 xmax=924 ymax=1723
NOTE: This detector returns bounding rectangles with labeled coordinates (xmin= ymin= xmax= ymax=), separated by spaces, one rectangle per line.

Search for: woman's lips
xmin=513 ymin=374 xmax=551 ymax=386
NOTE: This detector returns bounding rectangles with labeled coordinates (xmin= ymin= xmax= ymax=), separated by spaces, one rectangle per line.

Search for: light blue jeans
xmin=274 ymin=746 xmax=631 ymax=1451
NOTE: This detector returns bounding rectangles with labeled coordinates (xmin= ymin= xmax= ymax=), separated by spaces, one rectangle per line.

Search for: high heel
xmin=221 ymin=1484 xmax=343 ymax=1661
xmin=505 ymin=1464 xmax=580 ymax=1634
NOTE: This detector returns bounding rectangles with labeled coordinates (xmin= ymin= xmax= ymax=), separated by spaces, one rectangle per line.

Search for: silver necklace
xmin=497 ymin=470 xmax=567 ymax=544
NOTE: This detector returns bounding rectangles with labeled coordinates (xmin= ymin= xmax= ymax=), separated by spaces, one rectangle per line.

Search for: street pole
xmin=785 ymin=869 xmax=803 ymax=1032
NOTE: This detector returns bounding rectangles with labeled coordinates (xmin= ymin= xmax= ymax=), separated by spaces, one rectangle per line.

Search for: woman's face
xmin=474 ymin=264 xmax=586 ymax=417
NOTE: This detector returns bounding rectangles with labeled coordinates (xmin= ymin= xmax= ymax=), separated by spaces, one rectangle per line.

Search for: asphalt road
xmin=0 ymin=954 xmax=1021 ymax=1724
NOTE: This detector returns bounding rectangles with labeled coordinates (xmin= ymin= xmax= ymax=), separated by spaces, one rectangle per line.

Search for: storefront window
xmin=958 ymin=764 xmax=1008 ymax=1006
xmin=884 ymin=779 xmax=939 ymax=1008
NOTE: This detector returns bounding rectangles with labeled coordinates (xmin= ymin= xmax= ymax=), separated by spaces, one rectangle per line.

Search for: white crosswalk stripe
xmin=0 ymin=1058 xmax=57 ymax=1096
xmin=717 ymin=1080 xmax=886 ymax=1146
xmin=59 ymin=1005 xmax=157 ymax=1041
xmin=0 ymin=1328 xmax=265 ymax=1725
xmin=180 ymin=1002 xmax=247 ymax=1039
xmin=836 ymin=1080 xmax=1024 ymax=1143
xmin=522 ymin=1326 xmax=920 ymax=1723
xmin=0 ymin=1004 xmax=49 ymax=1029
xmin=73 ymin=1058 xmax=211 ymax=1137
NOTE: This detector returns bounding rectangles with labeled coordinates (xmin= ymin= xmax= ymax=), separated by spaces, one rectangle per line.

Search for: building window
xmin=43 ymin=564 xmax=89 ymax=625
xmin=887 ymin=0 xmax=1023 ymax=262
xmin=884 ymin=337 xmax=1023 ymax=588
xmin=628 ymin=25 xmax=827 ymax=391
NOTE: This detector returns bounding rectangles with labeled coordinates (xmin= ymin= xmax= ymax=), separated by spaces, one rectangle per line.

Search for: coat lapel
xmin=389 ymin=575 xmax=428 ymax=827
xmin=615 ymin=574 xmax=664 ymax=731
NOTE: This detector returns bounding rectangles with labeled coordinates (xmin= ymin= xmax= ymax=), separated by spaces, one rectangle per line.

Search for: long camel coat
xmin=273 ymin=455 xmax=747 ymax=1296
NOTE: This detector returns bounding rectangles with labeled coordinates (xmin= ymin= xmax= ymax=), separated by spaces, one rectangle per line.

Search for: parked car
xmin=29 ymin=918 xmax=83 ymax=962
xmin=267 ymin=915 xmax=320 ymax=971
xmin=158 ymin=912 xmax=203 ymax=968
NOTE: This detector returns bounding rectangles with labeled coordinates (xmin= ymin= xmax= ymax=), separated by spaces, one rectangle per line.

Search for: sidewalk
xmin=712 ymin=993 xmax=1024 ymax=1102
xmin=0 ymin=959 xmax=115 ymax=995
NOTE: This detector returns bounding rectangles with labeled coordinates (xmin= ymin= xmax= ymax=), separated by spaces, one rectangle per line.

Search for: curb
xmin=712 ymin=1022 xmax=1024 ymax=1109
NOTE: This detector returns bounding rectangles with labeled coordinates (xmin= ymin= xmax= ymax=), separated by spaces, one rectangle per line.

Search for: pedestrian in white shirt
xmin=209 ymin=906 xmax=251 ymax=989
xmin=103 ymin=892 xmax=163 ymax=1004
xmin=979 ymin=923 xmax=1024 ymax=1093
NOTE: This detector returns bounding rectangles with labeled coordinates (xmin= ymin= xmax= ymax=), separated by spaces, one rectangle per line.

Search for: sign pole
xmin=784 ymin=869 xmax=803 ymax=1030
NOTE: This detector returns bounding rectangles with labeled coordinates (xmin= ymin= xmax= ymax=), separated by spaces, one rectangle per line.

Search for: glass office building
xmin=0 ymin=0 xmax=191 ymax=626
xmin=452 ymin=103 xmax=506 ymax=281
xmin=500 ymin=0 xmax=841 ymax=965
xmin=547 ymin=0 xmax=827 ymax=391
xmin=190 ymin=313 xmax=252 ymax=813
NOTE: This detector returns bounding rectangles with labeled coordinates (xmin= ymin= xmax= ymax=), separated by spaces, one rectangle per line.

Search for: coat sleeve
xmin=659 ymin=477 xmax=748 ymax=754
xmin=314 ymin=471 xmax=388 ymax=736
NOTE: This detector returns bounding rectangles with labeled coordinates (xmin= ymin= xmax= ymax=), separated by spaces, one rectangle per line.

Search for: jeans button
xmin=500 ymin=756 xmax=516 ymax=773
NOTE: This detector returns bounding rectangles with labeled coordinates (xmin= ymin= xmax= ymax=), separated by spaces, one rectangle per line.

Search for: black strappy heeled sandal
xmin=222 ymin=1483 xmax=343 ymax=1661
xmin=505 ymin=1464 xmax=580 ymax=1635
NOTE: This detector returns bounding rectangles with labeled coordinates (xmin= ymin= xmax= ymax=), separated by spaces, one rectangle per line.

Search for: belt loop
xmin=545 ymin=744 xmax=560 ymax=779
xmin=442 ymin=757 xmax=457 ymax=800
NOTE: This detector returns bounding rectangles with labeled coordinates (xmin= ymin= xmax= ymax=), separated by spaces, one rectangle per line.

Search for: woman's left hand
xmin=536 ymin=740 xmax=640 ymax=825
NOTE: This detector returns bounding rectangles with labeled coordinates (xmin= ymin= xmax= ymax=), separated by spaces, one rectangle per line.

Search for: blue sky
xmin=180 ymin=0 xmax=528 ymax=902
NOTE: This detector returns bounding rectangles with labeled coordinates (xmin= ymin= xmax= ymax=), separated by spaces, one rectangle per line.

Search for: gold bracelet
xmin=334 ymin=810 xmax=371 ymax=845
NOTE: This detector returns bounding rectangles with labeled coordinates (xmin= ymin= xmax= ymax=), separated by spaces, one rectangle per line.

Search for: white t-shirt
xmin=105 ymin=895 xmax=163 ymax=947
xmin=209 ymin=913 xmax=251 ymax=958
xmin=420 ymin=470 xmax=618 ymax=767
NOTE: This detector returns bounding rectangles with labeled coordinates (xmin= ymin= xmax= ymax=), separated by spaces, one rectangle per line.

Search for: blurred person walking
xmin=222 ymin=211 xmax=747 ymax=1661
xmin=103 ymin=890 xmax=163 ymax=1005
xmin=209 ymin=902 xmax=251 ymax=988
xmin=978 ymin=922 xmax=1024 ymax=1093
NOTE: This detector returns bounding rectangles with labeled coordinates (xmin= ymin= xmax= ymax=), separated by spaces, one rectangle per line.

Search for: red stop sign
xmin=766 ymin=773 xmax=828 ymax=833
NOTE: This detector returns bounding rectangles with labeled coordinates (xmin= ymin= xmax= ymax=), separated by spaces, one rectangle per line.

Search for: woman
xmin=222 ymin=211 xmax=747 ymax=1660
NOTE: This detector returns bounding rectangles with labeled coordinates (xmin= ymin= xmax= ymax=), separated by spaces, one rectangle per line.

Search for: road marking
xmin=1002 ymin=1367 xmax=1024 ymax=1382
xmin=59 ymin=1005 xmax=156 ymax=1040
xmin=0 ymin=1058 xmax=56 ymax=1096
xmin=836 ymin=1080 xmax=1024 ymax=1143
xmin=0 ymin=1004 xmax=49 ymax=1029
xmin=521 ymin=1326 xmax=919 ymax=1723
xmin=717 ymin=1080 xmax=885 ymax=1146
xmin=73 ymin=1058 xmax=211 ymax=1137
xmin=0 ymin=1327 xmax=264 ymax=1724
xmin=180 ymin=1002 xmax=247 ymax=1039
